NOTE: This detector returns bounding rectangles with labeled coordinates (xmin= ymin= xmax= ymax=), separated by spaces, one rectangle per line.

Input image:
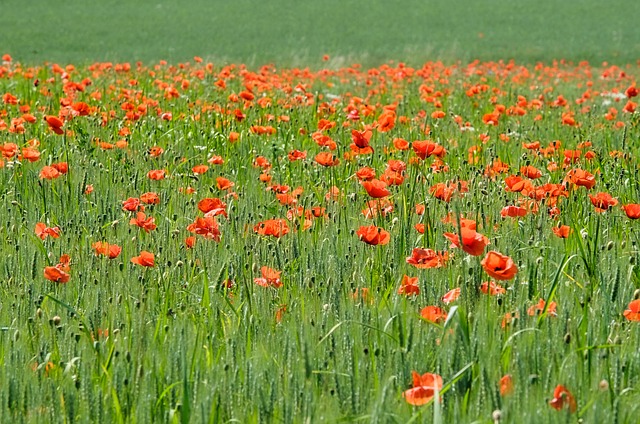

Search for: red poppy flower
xmin=192 ymin=164 xmax=209 ymax=175
xmin=39 ymin=166 xmax=61 ymax=180
xmin=254 ymin=266 xmax=282 ymax=288
xmin=552 ymin=225 xmax=571 ymax=238
xmin=420 ymin=306 xmax=448 ymax=324
xmin=356 ymin=225 xmax=390 ymax=245
xmin=131 ymin=251 xmax=155 ymax=267
xmin=398 ymin=275 xmax=420 ymax=296
xmin=501 ymin=205 xmax=527 ymax=218
xmin=92 ymin=241 xmax=122 ymax=259
xmin=362 ymin=179 xmax=391 ymax=198
xmin=35 ymin=222 xmax=61 ymax=240
xmin=549 ymin=385 xmax=577 ymax=413
xmin=44 ymin=266 xmax=70 ymax=283
xmin=520 ymin=165 xmax=542 ymax=179
xmin=287 ymin=149 xmax=307 ymax=161
xmin=443 ymin=228 xmax=489 ymax=256
xmin=480 ymin=281 xmax=506 ymax=295
xmin=412 ymin=140 xmax=446 ymax=159
xmin=406 ymin=248 xmax=448 ymax=269
xmin=45 ymin=115 xmax=64 ymax=135
xmin=402 ymin=372 xmax=443 ymax=406
xmin=623 ymin=299 xmax=640 ymax=321
xmin=197 ymin=197 xmax=227 ymax=217
xmin=566 ymin=169 xmax=596 ymax=189
xmin=499 ymin=374 xmax=514 ymax=396
xmin=140 ymin=192 xmax=160 ymax=205
xmin=129 ymin=212 xmax=157 ymax=232
xmin=481 ymin=251 xmax=518 ymax=280
xmin=356 ymin=166 xmax=376 ymax=182
xmin=216 ymin=177 xmax=234 ymax=191
xmin=314 ymin=152 xmax=339 ymax=167
xmin=351 ymin=129 xmax=372 ymax=148
xmin=527 ymin=298 xmax=557 ymax=316
xmin=187 ymin=216 xmax=221 ymax=241
xmin=147 ymin=169 xmax=166 ymax=180
xmin=441 ymin=287 xmax=461 ymax=304
xmin=589 ymin=192 xmax=618 ymax=212
xmin=622 ymin=204 xmax=640 ymax=219
xmin=254 ymin=219 xmax=289 ymax=237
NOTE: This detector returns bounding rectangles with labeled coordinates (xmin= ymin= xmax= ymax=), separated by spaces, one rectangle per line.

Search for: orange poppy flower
xmin=254 ymin=266 xmax=282 ymax=288
xmin=552 ymin=225 xmax=571 ymax=238
xmin=443 ymin=227 xmax=489 ymax=256
xmin=362 ymin=179 xmax=391 ymax=198
xmin=131 ymin=251 xmax=155 ymax=267
xmin=149 ymin=146 xmax=164 ymax=157
xmin=499 ymin=374 xmax=514 ymax=396
xmin=589 ymin=192 xmax=618 ymax=212
xmin=216 ymin=177 xmax=234 ymax=191
xmin=565 ymin=169 xmax=596 ymax=189
xmin=376 ymin=111 xmax=395 ymax=132
xmin=441 ymin=287 xmax=461 ymax=304
xmin=21 ymin=147 xmax=41 ymax=162
xmin=500 ymin=205 xmax=527 ymax=218
xmin=208 ymin=155 xmax=224 ymax=165
xmin=356 ymin=225 xmax=391 ymax=246
xmin=314 ymin=152 xmax=339 ymax=167
xmin=351 ymin=129 xmax=372 ymax=148
xmin=91 ymin=241 xmax=122 ymax=259
xmin=622 ymin=204 xmax=640 ymax=219
xmin=192 ymin=164 xmax=209 ymax=174
xmin=362 ymin=198 xmax=394 ymax=219
xmin=140 ymin=192 xmax=160 ymax=205
xmin=129 ymin=212 xmax=157 ymax=232
xmin=402 ymin=372 xmax=443 ymax=406
xmin=44 ymin=266 xmax=70 ymax=283
xmin=393 ymin=137 xmax=410 ymax=150
xmin=520 ymin=165 xmax=542 ymax=179
xmin=623 ymin=299 xmax=640 ymax=321
xmin=147 ymin=169 xmax=166 ymax=180
xmin=398 ymin=275 xmax=420 ymax=296
xmin=122 ymin=197 xmax=142 ymax=211
xmin=527 ymin=298 xmax=557 ymax=316
xmin=420 ymin=306 xmax=448 ymax=324
xmin=287 ymin=149 xmax=307 ymax=161
xmin=39 ymin=166 xmax=61 ymax=180
xmin=549 ymin=385 xmax=577 ymax=413
xmin=197 ymin=197 xmax=227 ymax=217
xmin=254 ymin=219 xmax=289 ymax=237
xmin=356 ymin=166 xmax=376 ymax=182
xmin=45 ymin=115 xmax=64 ymax=134
xmin=480 ymin=281 xmax=506 ymax=295
xmin=35 ymin=222 xmax=61 ymax=240
xmin=481 ymin=251 xmax=518 ymax=280
xmin=187 ymin=216 xmax=221 ymax=241
xmin=406 ymin=248 xmax=448 ymax=269
xmin=412 ymin=140 xmax=446 ymax=159
xmin=429 ymin=183 xmax=454 ymax=202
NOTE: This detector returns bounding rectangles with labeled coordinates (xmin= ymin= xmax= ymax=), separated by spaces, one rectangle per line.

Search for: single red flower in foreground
xmin=552 ymin=225 xmax=571 ymax=238
xmin=131 ymin=251 xmax=155 ymax=267
xmin=623 ymin=299 xmax=640 ymax=321
xmin=402 ymin=371 xmax=443 ymax=406
xmin=549 ymin=384 xmax=577 ymax=413
xmin=356 ymin=225 xmax=390 ymax=245
xmin=481 ymin=251 xmax=518 ymax=280
xmin=362 ymin=179 xmax=391 ymax=198
xmin=187 ymin=216 xmax=221 ymax=241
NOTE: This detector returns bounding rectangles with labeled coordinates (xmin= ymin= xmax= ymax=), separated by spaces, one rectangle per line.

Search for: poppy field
xmin=1 ymin=54 xmax=640 ymax=423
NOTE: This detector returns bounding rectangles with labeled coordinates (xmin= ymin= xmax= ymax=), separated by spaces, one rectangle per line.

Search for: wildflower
xmin=441 ymin=287 xmax=461 ymax=304
xmin=254 ymin=219 xmax=289 ymax=237
xmin=398 ymin=275 xmax=420 ymax=296
xmin=197 ymin=197 xmax=227 ymax=217
xmin=147 ymin=169 xmax=166 ymax=180
xmin=623 ymin=299 xmax=640 ymax=321
xmin=131 ymin=251 xmax=155 ymax=267
xmin=622 ymin=204 xmax=640 ymax=219
xmin=35 ymin=223 xmax=61 ymax=240
xmin=140 ymin=192 xmax=160 ymax=205
xmin=480 ymin=281 xmax=506 ymax=295
xmin=362 ymin=179 xmax=391 ymax=198
xmin=402 ymin=372 xmax=443 ymax=406
xmin=443 ymin=228 xmax=489 ymax=256
xmin=481 ymin=251 xmax=518 ymax=280
xmin=122 ymin=197 xmax=142 ymax=211
xmin=420 ymin=306 xmax=447 ymax=323
xmin=406 ymin=248 xmax=448 ymax=269
xmin=501 ymin=205 xmax=527 ymax=218
xmin=589 ymin=192 xmax=618 ymax=212
xmin=549 ymin=385 xmax=577 ymax=413
xmin=254 ymin=266 xmax=282 ymax=288
xmin=552 ymin=225 xmax=571 ymax=238
xmin=91 ymin=241 xmax=122 ymax=259
xmin=187 ymin=216 xmax=221 ymax=241
xmin=499 ymin=375 xmax=514 ymax=396
xmin=45 ymin=115 xmax=64 ymax=134
xmin=129 ymin=212 xmax=157 ymax=232
xmin=356 ymin=225 xmax=390 ymax=245
xmin=527 ymin=298 xmax=557 ymax=316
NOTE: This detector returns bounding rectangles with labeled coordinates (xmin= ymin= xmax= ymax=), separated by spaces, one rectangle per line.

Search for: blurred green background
xmin=1 ymin=0 xmax=638 ymax=66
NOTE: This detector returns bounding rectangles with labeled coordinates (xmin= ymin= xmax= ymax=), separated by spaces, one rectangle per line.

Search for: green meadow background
xmin=1 ymin=0 xmax=639 ymax=66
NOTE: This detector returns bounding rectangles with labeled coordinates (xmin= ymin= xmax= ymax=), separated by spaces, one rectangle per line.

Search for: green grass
xmin=1 ymin=0 xmax=639 ymax=66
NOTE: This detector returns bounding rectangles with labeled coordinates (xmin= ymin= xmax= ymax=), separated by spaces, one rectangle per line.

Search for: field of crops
xmin=1 ymin=53 xmax=639 ymax=423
